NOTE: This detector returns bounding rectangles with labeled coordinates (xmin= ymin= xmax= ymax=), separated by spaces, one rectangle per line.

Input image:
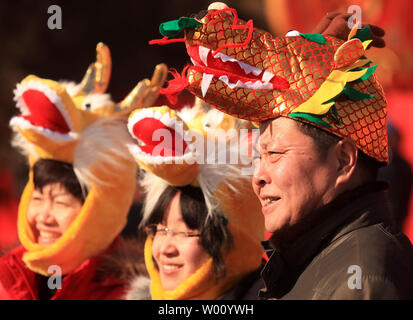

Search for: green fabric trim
xmin=342 ymin=84 xmax=374 ymax=100
xmin=352 ymin=26 xmax=371 ymax=42
xmin=331 ymin=104 xmax=338 ymax=118
xmin=159 ymin=17 xmax=202 ymax=38
xmin=299 ymin=33 xmax=326 ymax=44
xmin=330 ymin=104 xmax=343 ymax=125
xmin=289 ymin=112 xmax=332 ymax=128
xmin=359 ymin=65 xmax=377 ymax=81
xmin=349 ymin=65 xmax=377 ymax=82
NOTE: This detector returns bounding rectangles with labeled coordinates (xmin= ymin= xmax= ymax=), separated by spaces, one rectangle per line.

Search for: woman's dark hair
xmin=146 ymin=185 xmax=233 ymax=280
xmin=32 ymin=159 xmax=85 ymax=202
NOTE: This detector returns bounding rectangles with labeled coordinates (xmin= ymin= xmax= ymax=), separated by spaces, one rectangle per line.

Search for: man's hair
xmin=295 ymin=121 xmax=381 ymax=181
xmin=145 ymin=185 xmax=232 ymax=280
xmin=33 ymin=159 xmax=85 ymax=202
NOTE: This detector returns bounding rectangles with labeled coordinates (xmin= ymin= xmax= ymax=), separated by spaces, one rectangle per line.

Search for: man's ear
xmin=334 ymin=138 xmax=358 ymax=187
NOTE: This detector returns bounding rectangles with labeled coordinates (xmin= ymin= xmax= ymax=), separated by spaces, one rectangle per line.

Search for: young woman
xmin=0 ymin=154 xmax=137 ymax=300
xmin=0 ymin=60 xmax=140 ymax=299
xmin=125 ymin=104 xmax=266 ymax=300
xmin=27 ymin=160 xmax=84 ymax=249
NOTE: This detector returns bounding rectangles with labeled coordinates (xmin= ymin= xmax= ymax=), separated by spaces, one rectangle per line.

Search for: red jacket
xmin=0 ymin=240 xmax=126 ymax=300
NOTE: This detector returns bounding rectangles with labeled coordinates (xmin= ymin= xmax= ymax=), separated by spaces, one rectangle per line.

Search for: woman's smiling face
xmin=27 ymin=182 xmax=82 ymax=246
xmin=151 ymin=192 xmax=210 ymax=291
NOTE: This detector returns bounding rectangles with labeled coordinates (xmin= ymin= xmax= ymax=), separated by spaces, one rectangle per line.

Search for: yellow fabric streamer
xmin=290 ymin=58 xmax=371 ymax=115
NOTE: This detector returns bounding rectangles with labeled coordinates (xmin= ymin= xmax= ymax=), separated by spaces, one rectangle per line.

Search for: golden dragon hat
xmin=150 ymin=7 xmax=388 ymax=163
xmin=9 ymin=43 xmax=167 ymax=275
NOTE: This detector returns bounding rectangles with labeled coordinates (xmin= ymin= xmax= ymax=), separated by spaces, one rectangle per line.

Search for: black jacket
xmin=219 ymin=267 xmax=264 ymax=300
xmin=259 ymin=182 xmax=413 ymax=300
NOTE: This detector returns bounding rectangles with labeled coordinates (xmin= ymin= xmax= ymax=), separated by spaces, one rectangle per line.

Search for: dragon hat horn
xmin=78 ymin=42 xmax=112 ymax=95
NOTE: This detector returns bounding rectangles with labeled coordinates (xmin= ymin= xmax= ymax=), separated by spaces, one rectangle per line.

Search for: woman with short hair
xmin=125 ymin=105 xmax=266 ymax=300
xmin=0 ymin=64 xmax=138 ymax=300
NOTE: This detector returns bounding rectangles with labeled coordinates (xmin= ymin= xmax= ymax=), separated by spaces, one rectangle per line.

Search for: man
xmin=253 ymin=111 xmax=413 ymax=299
xmin=251 ymin=13 xmax=413 ymax=300
xmin=150 ymin=3 xmax=413 ymax=298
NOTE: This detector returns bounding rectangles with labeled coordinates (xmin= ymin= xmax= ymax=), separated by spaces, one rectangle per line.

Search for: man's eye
xmin=268 ymin=151 xmax=283 ymax=160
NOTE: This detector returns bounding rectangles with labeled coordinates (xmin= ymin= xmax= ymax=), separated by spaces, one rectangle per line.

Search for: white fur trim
xmin=73 ymin=117 xmax=135 ymax=190
xmin=194 ymin=130 xmax=252 ymax=218
xmin=203 ymin=108 xmax=225 ymax=131
xmin=59 ymin=81 xmax=82 ymax=97
xmin=139 ymin=172 xmax=169 ymax=226
xmin=9 ymin=116 xmax=78 ymax=143
xmin=125 ymin=275 xmax=151 ymax=300
xmin=127 ymin=143 xmax=197 ymax=165
xmin=177 ymin=106 xmax=202 ymax=123
xmin=80 ymin=93 xmax=113 ymax=111
xmin=197 ymin=163 xmax=248 ymax=219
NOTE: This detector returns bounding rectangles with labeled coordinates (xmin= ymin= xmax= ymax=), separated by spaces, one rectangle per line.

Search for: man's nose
xmin=252 ymin=159 xmax=271 ymax=188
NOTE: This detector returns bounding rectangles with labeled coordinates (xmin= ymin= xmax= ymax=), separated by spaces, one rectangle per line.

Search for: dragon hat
xmin=9 ymin=43 xmax=167 ymax=275
xmin=150 ymin=6 xmax=388 ymax=163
